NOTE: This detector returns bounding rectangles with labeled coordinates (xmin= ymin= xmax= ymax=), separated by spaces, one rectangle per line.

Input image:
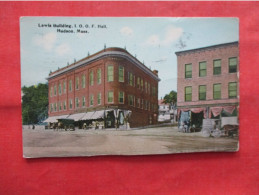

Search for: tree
xmin=22 ymin=83 xmax=48 ymax=125
xmin=163 ymin=90 xmax=177 ymax=107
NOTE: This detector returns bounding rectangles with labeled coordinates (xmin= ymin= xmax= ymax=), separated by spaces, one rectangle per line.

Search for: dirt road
xmin=23 ymin=126 xmax=238 ymax=158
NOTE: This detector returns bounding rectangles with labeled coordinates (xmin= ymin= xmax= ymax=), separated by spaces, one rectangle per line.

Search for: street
xmin=23 ymin=126 xmax=239 ymax=158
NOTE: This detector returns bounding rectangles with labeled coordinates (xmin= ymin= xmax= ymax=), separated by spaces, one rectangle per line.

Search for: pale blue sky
xmin=20 ymin=17 xmax=238 ymax=98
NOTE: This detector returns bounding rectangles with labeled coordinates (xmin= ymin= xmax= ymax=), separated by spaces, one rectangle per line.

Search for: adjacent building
xmin=158 ymin=99 xmax=175 ymax=123
xmin=45 ymin=47 xmax=160 ymax=128
xmin=176 ymin=42 xmax=239 ymax=128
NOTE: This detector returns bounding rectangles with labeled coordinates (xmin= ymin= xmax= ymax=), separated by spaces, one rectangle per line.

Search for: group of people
xmin=178 ymin=120 xmax=191 ymax=133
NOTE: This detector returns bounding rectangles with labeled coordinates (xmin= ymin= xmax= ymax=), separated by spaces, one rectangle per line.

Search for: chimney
xmin=152 ymin=69 xmax=158 ymax=76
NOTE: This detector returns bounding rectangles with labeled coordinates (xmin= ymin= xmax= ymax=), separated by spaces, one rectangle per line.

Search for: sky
xmin=20 ymin=17 xmax=239 ymax=98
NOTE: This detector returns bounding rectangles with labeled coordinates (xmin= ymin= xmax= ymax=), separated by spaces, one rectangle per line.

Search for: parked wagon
xmin=56 ymin=118 xmax=75 ymax=131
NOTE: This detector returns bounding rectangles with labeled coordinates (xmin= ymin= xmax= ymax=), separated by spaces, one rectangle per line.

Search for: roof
xmin=47 ymin=47 xmax=160 ymax=81
xmin=158 ymin=99 xmax=170 ymax=105
xmin=175 ymin=41 xmax=239 ymax=56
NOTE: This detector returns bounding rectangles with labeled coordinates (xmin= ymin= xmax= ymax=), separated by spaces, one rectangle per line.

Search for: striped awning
xmin=90 ymin=110 xmax=105 ymax=120
xmin=81 ymin=111 xmax=95 ymax=120
xmin=44 ymin=115 xmax=69 ymax=123
xmin=67 ymin=113 xmax=86 ymax=121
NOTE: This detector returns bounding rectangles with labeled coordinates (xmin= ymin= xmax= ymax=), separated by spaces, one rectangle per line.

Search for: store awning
xmin=68 ymin=113 xmax=86 ymax=121
xmin=44 ymin=115 xmax=69 ymax=123
xmin=91 ymin=110 xmax=105 ymax=120
xmin=81 ymin=111 xmax=95 ymax=120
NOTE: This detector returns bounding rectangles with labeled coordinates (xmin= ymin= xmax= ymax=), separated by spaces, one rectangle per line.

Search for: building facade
xmin=176 ymin=42 xmax=239 ymax=128
xmin=46 ymin=47 xmax=160 ymax=128
xmin=158 ymin=99 xmax=175 ymax=122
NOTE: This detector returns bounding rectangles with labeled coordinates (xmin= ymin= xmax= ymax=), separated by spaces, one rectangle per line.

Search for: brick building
xmin=176 ymin=42 xmax=239 ymax=128
xmin=44 ymin=47 xmax=160 ymax=128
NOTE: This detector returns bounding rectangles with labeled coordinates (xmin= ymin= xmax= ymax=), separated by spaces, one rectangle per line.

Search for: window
xmin=98 ymin=93 xmax=101 ymax=105
xmin=137 ymin=77 xmax=140 ymax=88
xmin=145 ymin=100 xmax=148 ymax=110
xmin=229 ymin=82 xmax=237 ymax=98
xmin=63 ymin=101 xmax=66 ymax=110
xmin=59 ymin=102 xmax=62 ymax=111
xmin=141 ymin=79 xmax=143 ymax=90
xmin=137 ymin=98 xmax=140 ymax=108
xmin=108 ymin=91 xmax=113 ymax=103
xmin=152 ymin=86 xmax=157 ymax=96
xmin=229 ymin=57 xmax=237 ymax=73
xmin=54 ymin=85 xmax=57 ymax=95
xmin=59 ymin=83 xmax=62 ymax=95
xmin=119 ymin=91 xmax=124 ymax=103
xmin=75 ymin=97 xmax=79 ymax=108
xmin=89 ymin=70 xmax=94 ymax=86
xmin=199 ymin=85 xmax=206 ymax=100
xmin=82 ymin=96 xmax=85 ymax=107
xmin=75 ymin=77 xmax=79 ymax=90
xmin=50 ymin=104 xmax=53 ymax=112
xmin=69 ymin=99 xmax=73 ymax=109
xmin=97 ymin=69 xmax=101 ymax=84
xmin=63 ymin=81 xmax=66 ymax=93
xmin=107 ymin=65 xmax=114 ymax=82
xmin=199 ymin=62 xmax=207 ymax=77
xmin=82 ymin=75 xmax=86 ymax=88
xmin=141 ymin=99 xmax=144 ymax=109
xmin=151 ymin=104 xmax=154 ymax=112
xmin=213 ymin=84 xmax=221 ymax=99
xmin=185 ymin=64 xmax=192 ymax=78
xmin=128 ymin=95 xmax=134 ymax=106
xmin=50 ymin=87 xmax=53 ymax=97
xmin=213 ymin=60 xmax=221 ymax=75
xmin=145 ymin=82 xmax=147 ymax=93
xmin=185 ymin=86 xmax=192 ymax=101
xmin=118 ymin=66 xmax=124 ymax=82
xmin=128 ymin=72 xmax=133 ymax=86
xmin=69 ymin=80 xmax=72 ymax=91
xmin=90 ymin=95 xmax=94 ymax=106
xmin=148 ymin=83 xmax=150 ymax=94
xmin=54 ymin=103 xmax=57 ymax=111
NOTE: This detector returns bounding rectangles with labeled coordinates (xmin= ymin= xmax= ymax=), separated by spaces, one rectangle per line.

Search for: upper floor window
xmin=213 ymin=83 xmax=221 ymax=99
xmin=128 ymin=72 xmax=133 ymax=86
xmin=82 ymin=75 xmax=86 ymax=88
xmin=59 ymin=102 xmax=62 ymax=111
xmin=229 ymin=57 xmax=237 ymax=73
xmin=75 ymin=97 xmax=79 ymax=108
xmin=54 ymin=103 xmax=57 ymax=111
xmin=229 ymin=82 xmax=237 ymax=98
xmin=107 ymin=65 xmax=114 ymax=82
xmin=63 ymin=81 xmax=66 ymax=93
xmin=63 ymin=101 xmax=66 ymax=110
xmin=137 ymin=77 xmax=140 ymax=88
xmin=54 ymin=85 xmax=57 ymax=96
xmin=213 ymin=59 xmax=221 ymax=75
xmin=89 ymin=71 xmax=94 ymax=86
xmin=90 ymin=94 xmax=94 ymax=106
xmin=145 ymin=82 xmax=148 ymax=93
xmin=50 ymin=104 xmax=53 ymax=112
xmin=119 ymin=91 xmax=124 ymax=104
xmin=128 ymin=95 xmax=134 ymax=106
xmin=82 ymin=96 xmax=86 ymax=107
xmin=118 ymin=66 xmax=124 ymax=82
xmin=75 ymin=77 xmax=79 ymax=90
xmin=58 ymin=83 xmax=62 ymax=95
xmin=69 ymin=80 xmax=72 ymax=92
xmin=199 ymin=85 xmax=206 ymax=100
xmin=185 ymin=64 xmax=192 ymax=78
xmin=185 ymin=86 xmax=192 ymax=102
xmin=97 ymin=69 xmax=101 ymax=84
xmin=107 ymin=91 xmax=114 ymax=103
xmin=50 ymin=87 xmax=53 ymax=97
xmin=148 ymin=83 xmax=150 ymax=94
xmin=199 ymin=62 xmax=207 ymax=77
xmin=69 ymin=99 xmax=73 ymax=109
xmin=98 ymin=93 xmax=101 ymax=105
xmin=141 ymin=79 xmax=144 ymax=91
xmin=137 ymin=98 xmax=140 ymax=108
